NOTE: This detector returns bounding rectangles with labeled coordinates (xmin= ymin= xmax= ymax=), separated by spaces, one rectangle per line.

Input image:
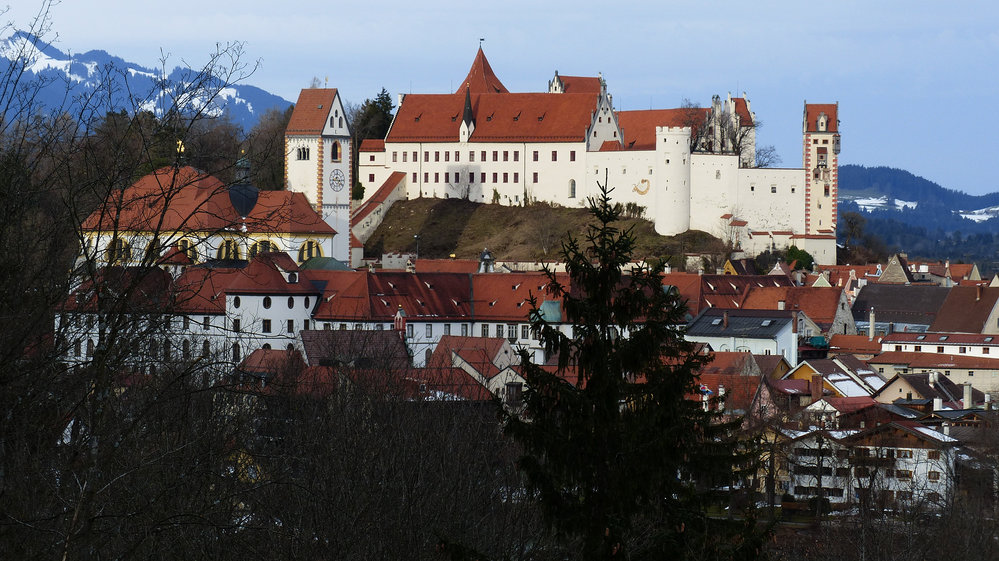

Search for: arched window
xmin=298 ymin=240 xmax=322 ymax=263
xmin=249 ymin=239 xmax=277 ymax=259
xmin=331 ymin=141 xmax=341 ymax=162
xmin=569 ymin=179 xmax=576 ymax=199
xmin=217 ymin=239 xmax=241 ymax=260
xmin=106 ymin=238 xmax=132 ymax=264
xmin=232 ymin=343 xmax=241 ymax=363
xmin=202 ymin=340 xmax=210 ymax=358
xmin=144 ymin=238 xmax=163 ymax=262
xmin=177 ymin=238 xmax=198 ymax=262
xmin=86 ymin=339 xmax=94 ymax=357
xmin=182 ymin=339 xmax=190 ymax=360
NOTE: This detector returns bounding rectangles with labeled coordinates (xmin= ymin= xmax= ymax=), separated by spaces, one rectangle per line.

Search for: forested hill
xmin=838 ymin=165 xmax=999 ymax=270
xmin=839 ymin=165 xmax=999 ymax=210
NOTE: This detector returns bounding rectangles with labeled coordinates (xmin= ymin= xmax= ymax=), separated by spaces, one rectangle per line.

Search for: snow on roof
xmin=914 ymin=426 xmax=958 ymax=443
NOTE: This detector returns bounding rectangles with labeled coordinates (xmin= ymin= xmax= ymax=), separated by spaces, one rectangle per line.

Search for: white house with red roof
xmin=335 ymin=48 xmax=840 ymax=264
xmin=79 ymin=166 xmax=337 ymax=269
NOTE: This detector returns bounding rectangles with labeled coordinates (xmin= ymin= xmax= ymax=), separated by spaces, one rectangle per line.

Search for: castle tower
xmin=285 ymin=88 xmax=353 ymax=261
xmin=653 ymin=126 xmax=692 ymax=236
xmin=802 ymin=103 xmax=840 ymax=235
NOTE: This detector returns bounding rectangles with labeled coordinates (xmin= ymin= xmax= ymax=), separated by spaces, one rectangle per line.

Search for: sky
xmin=8 ymin=1 xmax=999 ymax=195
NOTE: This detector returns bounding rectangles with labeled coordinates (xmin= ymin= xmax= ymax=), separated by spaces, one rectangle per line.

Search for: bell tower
xmin=803 ymin=103 xmax=840 ymax=235
xmin=285 ymin=88 xmax=353 ymax=261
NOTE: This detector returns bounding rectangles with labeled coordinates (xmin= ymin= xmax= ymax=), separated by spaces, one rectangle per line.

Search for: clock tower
xmin=285 ymin=88 xmax=352 ymax=262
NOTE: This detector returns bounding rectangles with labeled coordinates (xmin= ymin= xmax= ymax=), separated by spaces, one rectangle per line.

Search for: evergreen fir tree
xmin=504 ymin=179 xmax=765 ymax=560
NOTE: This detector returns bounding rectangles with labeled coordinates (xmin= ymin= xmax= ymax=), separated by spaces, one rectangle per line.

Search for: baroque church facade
xmin=286 ymin=49 xmax=840 ymax=265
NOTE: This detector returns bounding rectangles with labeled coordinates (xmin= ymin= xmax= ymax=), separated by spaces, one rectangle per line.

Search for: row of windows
xmin=392 ymin=149 xmax=577 ymax=164
xmin=107 ymin=239 xmax=324 ymax=265
xmin=749 ymin=184 xmax=798 ymax=194
xmin=230 ymin=318 xmax=308 ymax=334
xmin=296 ymin=141 xmax=342 ymax=162
xmin=231 ymin=296 xmax=311 ymax=311
xmin=896 ymin=344 xmax=990 ymax=355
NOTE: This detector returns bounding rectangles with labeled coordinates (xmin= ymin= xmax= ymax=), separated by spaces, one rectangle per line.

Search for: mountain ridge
xmin=0 ymin=30 xmax=292 ymax=130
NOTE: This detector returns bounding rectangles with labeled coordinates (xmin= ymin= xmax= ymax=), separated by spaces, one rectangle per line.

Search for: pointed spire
xmin=462 ymin=87 xmax=474 ymax=126
xmin=457 ymin=47 xmax=508 ymax=94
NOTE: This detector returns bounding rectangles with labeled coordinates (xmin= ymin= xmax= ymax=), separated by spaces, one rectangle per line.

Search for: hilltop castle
xmin=285 ymin=49 xmax=840 ymax=265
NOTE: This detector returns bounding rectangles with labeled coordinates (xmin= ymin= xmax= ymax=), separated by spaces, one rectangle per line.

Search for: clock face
xmin=329 ymin=169 xmax=345 ymax=192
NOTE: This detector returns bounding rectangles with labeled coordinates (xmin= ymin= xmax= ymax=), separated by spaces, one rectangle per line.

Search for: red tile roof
xmin=286 ymin=89 xmax=339 ymax=135
xmin=828 ymin=334 xmax=883 ymax=355
xmin=882 ymin=332 xmax=999 ymax=346
xmin=429 ymin=335 xmax=513 ymax=380
xmin=823 ymin=396 xmax=878 ymax=414
xmin=739 ymin=286 xmax=845 ymax=328
xmin=413 ymin=259 xmax=480 ymax=274
xmin=309 ymin=270 xmax=474 ymax=322
xmin=457 ymin=48 xmax=508 ymax=94
xmin=81 ymin=166 xmax=336 ymax=237
xmin=928 ymin=286 xmax=999 ymax=333
xmin=388 ymin=92 xmax=598 ymax=143
xmin=697 ymin=351 xmax=756 ymax=376
xmin=617 ymin=108 xmax=705 ymax=150
xmin=731 ymin=97 xmax=754 ymax=127
xmin=694 ymin=373 xmax=761 ymax=414
xmin=556 ymin=75 xmax=602 ymax=93
xmin=351 ymin=171 xmax=405 ymax=224
xmin=869 ymin=351 xmax=999 ymax=370
xmin=471 ymin=272 xmax=565 ymax=322
xmin=804 ymin=103 xmax=838 ymax=133
xmin=359 ymin=139 xmax=385 ymax=152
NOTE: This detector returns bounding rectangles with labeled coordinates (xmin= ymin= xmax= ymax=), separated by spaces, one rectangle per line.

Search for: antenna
xmin=325 ymin=75 xmax=328 ymax=87
xmin=479 ymin=38 xmax=485 ymax=48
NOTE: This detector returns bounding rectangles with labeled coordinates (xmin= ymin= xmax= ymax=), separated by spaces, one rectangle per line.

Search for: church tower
xmin=285 ymin=88 xmax=352 ymax=262
xmin=802 ymin=103 xmax=840 ymax=235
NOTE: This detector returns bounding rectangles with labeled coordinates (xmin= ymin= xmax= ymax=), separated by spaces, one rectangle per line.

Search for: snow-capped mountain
xmin=0 ymin=31 xmax=291 ymax=130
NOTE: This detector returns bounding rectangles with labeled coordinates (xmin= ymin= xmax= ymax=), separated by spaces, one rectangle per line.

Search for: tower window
xmin=331 ymin=141 xmax=341 ymax=162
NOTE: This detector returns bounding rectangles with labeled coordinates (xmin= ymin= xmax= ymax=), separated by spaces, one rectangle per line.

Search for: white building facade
xmin=344 ymin=49 xmax=839 ymax=264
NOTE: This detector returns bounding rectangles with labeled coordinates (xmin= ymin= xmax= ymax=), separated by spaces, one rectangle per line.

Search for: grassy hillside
xmin=362 ymin=198 xmax=722 ymax=265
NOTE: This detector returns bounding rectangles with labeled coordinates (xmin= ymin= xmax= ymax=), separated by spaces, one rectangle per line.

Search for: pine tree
xmin=504 ymin=179 xmax=765 ymax=560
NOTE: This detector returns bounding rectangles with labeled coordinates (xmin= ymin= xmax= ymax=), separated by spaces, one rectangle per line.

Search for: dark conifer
xmin=504 ymin=177 xmax=765 ymax=560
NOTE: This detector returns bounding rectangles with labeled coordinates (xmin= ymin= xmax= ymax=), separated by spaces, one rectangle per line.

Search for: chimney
xmin=929 ymin=371 xmax=937 ymax=385
xmin=722 ymin=310 xmax=729 ymax=329
xmin=792 ymin=310 xmax=798 ymax=335
xmin=964 ymin=383 xmax=973 ymax=409
xmin=943 ymin=422 xmax=951 ymax=436
xmin=933 ymin=397 xmax=943 ymax=411
xmin=811 ymin=374 xmax=823 ymax=402
xmin=977 ymin=284 xmax=983 ymax=302
xmin=868 ymin=307 xmax=875 ymax=340
xmin=778 ymin=299 xmax=786 ymax=311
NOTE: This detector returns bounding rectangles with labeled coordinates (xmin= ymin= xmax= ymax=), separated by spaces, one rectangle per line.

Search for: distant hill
xmin=839 ymin=165 xmax=999 ymax=227
xmin=362 ymin=198 xmax=722 ymax=266
xmin=0 ymin=31 xmax=292 ymax=130
xmin=838 ymin=164 xmax=999 ymax=270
